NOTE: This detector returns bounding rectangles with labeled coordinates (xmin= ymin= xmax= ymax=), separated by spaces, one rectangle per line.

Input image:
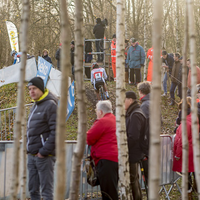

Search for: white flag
xmin=6 ymin=21 xmax=19 ymax=52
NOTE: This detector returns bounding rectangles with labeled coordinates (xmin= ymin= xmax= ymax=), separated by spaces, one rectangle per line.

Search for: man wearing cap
xmin=125 ymin=91 xmax=147 ymax=200
xmin=111 ymin=34 xmax=116 ymax=80
xmin=161 ymin=50 xmax=174 ymax=96
xmin=126 ymin=38 xmax=145 ymax=85
xmin=27 ymin=76 xmax=58 ymax=200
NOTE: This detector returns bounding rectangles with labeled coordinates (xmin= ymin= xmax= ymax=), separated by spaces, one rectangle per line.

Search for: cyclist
xmin=10 ymin=50 xmax=22 ymax=64
xmin=91 ymin=62 xmax=109 ymax=100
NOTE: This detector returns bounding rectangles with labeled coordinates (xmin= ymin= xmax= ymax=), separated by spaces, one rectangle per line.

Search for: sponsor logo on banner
xmin=37 ymin=56 xmax=52 ymax=87
xmin=66 ymin=81 xmax=75 ymax=121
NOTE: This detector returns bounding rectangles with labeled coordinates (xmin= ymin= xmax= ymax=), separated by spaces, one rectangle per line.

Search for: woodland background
xmin=1 ymin=0 xmax=200 ymax=68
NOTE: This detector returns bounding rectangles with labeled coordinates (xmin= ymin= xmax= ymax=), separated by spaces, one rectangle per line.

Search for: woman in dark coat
xmin=42 ymin=49 xmax=52 ymax=64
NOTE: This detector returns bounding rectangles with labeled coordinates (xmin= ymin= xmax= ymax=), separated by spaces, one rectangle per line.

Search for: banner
xmin=0 ymin=58 xmax=37 ymax=87
xmin=6 ymin=21 xmax=19 ymax=52
xmin=66 ymin=81 xmax=75 ymax=120
xmin=36 ymin=56 xmax=52 ymax=87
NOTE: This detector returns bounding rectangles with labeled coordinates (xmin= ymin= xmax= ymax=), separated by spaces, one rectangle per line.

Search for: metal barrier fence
xmin=0 ymin=104 xmax=33 ymax=141
xmin=0 ymin=135 xmax=181 ymax=200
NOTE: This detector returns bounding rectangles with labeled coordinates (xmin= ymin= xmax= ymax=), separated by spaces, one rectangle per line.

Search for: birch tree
xmin=175 ymin=0 xmax=181 ymax=52
xmin=20 ymin=109 xmax=27 ymax=199
xmin=54 ymin=0 xmax=71 ymax=199
xmin=10 ymin=0 xmax=30 ymax=199
xmin=116 ymin=0 xmax=132 ymax=199
xmin=188 ymin=0 xmax=200 ymax=197
xmin=143 ymin=0 xmax=148 ymax=81
xmin=69 ymin=0 xmax=87 ymax=198
xmin=181 ymin=1 xmax=189 ymax=198
xmin=149 ymin=0 xmax=163 ymax=199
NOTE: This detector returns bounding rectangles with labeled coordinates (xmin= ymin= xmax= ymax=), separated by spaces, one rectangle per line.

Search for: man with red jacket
xmin=87 ymin=100 xmax=118 ymax=200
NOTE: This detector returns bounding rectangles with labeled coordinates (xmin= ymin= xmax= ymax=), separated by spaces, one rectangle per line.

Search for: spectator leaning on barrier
xmin=161 ymin=50 xmax=174 ymax=96
xmin=125 ymin=91 xmax=148 ymax=200
xmin=172 ymin=97 xmax=198 ymax=198
xmin=87 ymin=100 xmax=118 ymax=200
xmin=126 ymin=38 xmax=145 ymax=86
xmin=169 ymin=53 xmax=182 ymax=106
xmin=42 ymin=49 xmax=52 ymax=64
xmin=27 ymin=77 xmax=58 ymax=200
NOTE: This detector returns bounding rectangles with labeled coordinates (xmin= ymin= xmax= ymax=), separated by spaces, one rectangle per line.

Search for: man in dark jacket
xmin=27 ymin=77 xmax=57 ymax=200
xmin=55 ymin=43 xmax=61 ymax=70
xmin=93 ymin=18 xmax=105 ymax=62
xmin=169 ymin=53 xmax=182 ymax=105
xmin=161 ymin=50 xmax=174 ymax=96
xmin=125 ymin=91 xmax=147 ymax=200
xmin=137 ymin=81 xmax=151 ymax=187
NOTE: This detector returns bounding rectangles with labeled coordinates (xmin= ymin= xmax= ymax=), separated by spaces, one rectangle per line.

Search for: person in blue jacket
xmin=126 ymin=38 xmax=145 ymax=85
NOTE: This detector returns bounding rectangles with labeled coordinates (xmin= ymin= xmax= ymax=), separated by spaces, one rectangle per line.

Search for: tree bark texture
xmin=21 ymin=109 xmax=27 ymax=200
xmin=181 ymin=1 xmax=189 ymax=199
xmin=188 ymin=0 xmax=200 ymax=197
xmin=116 ymin=1 xmax=133 ymax=199
xmin=149 ymin=0 xmax=163 ymax=199
xmin=54 ymin=0 xmax=71 ymax=199
xmin=69 ymin=0 xmax=87 ymax=199
xmin=10 ymin=0 xmax=30 ymax=199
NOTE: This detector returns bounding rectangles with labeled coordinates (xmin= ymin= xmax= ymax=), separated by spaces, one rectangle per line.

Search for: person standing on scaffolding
xmin=111 ymin=34 xmax=116 ymax=81
xmin=93 ymin=18 xmax=105 ymax=62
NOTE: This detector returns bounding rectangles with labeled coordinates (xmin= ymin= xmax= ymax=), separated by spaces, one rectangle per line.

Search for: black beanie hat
xmin=28 ymin=77 xmax=45 ymax=93
xmin=126 ymin=91 xmax=137 ymax=100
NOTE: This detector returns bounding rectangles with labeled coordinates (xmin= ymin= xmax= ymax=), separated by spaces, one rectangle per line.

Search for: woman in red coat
xmin=172 ymin=97 xmax=197 ymax=195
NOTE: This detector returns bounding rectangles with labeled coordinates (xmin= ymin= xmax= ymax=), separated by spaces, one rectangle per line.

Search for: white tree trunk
xmin=69 ymin=0 xmax=87 ymax=198
xmin=54 ymin=0 xmax=71 ymax=199
xmin=10 ymin=0 xmax=30 ymax=199
xmin=143 ymin=0 xmax=148 ymax=81
xmin=149 ymin=0 xmax=163 ymax=199
xmin=116 ymin=1 xmax=132 ymax=199
xmin=188 ymin=0 xmax=200 ymax=197
xmin=181 ymin=1 xmax=189 ymax=198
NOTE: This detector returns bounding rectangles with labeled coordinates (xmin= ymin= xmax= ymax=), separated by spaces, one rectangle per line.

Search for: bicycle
xmin=99 ymin=84 xmax=107 ymax=100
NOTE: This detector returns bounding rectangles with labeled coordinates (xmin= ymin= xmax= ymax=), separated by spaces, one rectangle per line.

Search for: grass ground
xmin=1 ymin=81 xmax=198 ymax=199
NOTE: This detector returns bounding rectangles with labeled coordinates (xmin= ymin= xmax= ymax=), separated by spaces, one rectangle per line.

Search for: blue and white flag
xmin=66 ymin=81 xmax=75 ymax=120
xmin=36 ymin=56 xmax=52 ymax=86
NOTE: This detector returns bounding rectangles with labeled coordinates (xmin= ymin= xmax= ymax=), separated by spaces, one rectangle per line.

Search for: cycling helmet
xmin=10 ymin=50 xmax=17 ymax=56
xmin=91 ymin=62 xmax=99 ymax=69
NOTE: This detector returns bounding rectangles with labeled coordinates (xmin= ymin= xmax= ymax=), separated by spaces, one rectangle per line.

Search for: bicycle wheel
xmin=100 ymin=87 xmax=106 ymax=100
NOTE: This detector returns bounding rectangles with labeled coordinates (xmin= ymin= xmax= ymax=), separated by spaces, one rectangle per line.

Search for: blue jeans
xmin=163 ymin=72 xmax=168 ymax=94
xmin=170 ymin=82 xmax=182 ymax=100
